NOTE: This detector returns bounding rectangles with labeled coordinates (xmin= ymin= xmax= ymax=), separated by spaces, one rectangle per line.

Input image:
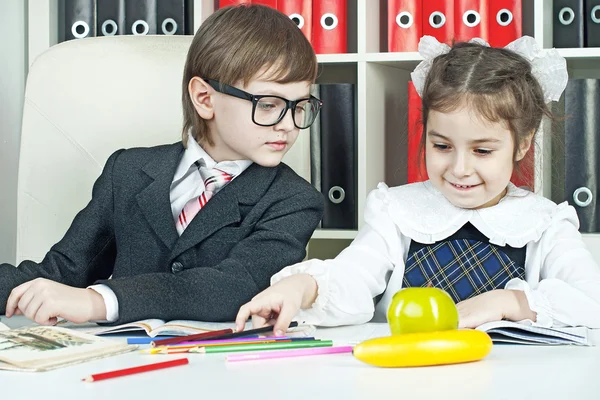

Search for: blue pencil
xmin=127 ymin=337 xmax=176 ymax=345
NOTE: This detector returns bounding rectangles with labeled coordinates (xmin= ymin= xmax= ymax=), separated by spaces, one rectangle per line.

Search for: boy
xmin=0 ymin=5 xmax=323 ymax=326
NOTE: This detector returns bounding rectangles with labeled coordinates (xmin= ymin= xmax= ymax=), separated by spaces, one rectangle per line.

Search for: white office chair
xmin=17 ymin=35 xmax=309 ymax=264
xmin=17 ymin=36 xmax=190 ymax=263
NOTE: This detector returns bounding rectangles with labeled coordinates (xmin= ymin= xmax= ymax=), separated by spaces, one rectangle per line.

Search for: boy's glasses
xmin=204 ymin=79 xmax=322 ymax=129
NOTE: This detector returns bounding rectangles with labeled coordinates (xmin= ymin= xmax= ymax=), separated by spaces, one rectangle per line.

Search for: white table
xmin=3 ymin=316 xmax=600 ymax=400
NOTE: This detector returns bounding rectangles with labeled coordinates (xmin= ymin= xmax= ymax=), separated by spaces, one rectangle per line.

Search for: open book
xmin=59 ymin=319 xmax=316 ymax=338
xmin=0 ymin=325 xmax=136 ymax=372
xmin=475 ymin=320 xmax=590 ymax=346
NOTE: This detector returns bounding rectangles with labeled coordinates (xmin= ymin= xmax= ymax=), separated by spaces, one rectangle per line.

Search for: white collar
xmin=382 ymin=180 xmax=560 ymax=247
xmin=173 ymin=132 xmax=253 ymax=181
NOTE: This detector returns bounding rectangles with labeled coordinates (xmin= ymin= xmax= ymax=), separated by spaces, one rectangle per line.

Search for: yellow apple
xmin=387 ymin=287 xmax=459 ymax=335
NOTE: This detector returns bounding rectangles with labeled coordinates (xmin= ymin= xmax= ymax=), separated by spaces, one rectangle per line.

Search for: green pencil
xmin=188 ymin=340 xmax=333 ymax=354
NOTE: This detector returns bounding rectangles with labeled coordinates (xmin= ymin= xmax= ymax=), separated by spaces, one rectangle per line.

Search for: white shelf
xmin=317 ymin=53 xmax=361 ymax=64
xmin=311 ymin=229 xmax=358 ymax=240
xmin=558 ymin=48 xmax=600 ymax=70
xmin=365 ymin=52 xmax=423 ymax=70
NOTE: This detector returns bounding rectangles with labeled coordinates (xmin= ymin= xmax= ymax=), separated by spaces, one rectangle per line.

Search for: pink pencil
xmin=226 ymin=345 xmax=353 ymax=362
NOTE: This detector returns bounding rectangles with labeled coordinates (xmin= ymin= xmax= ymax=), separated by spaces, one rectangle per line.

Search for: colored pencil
xmin=151 ymin=328 xmax=233 ymax=347
xmin=189 ymin=339 xmax=332 ymax=354
xmin=147 ymin=339 xmax=290 ymax=354
xmin=82 ymin=358 xmax=189 ymax=382
xmin=177 ymin=336 xmax=315 ymax=346
xmin=150 ymin=321 xmax=299 ymax=348
xmin=197 ymin=321 xmax=300 ymax=342
xmin=227 ymin=346 xmax=354 ymax=362
xmin=127 ymin=337 xmax=176 ymax=345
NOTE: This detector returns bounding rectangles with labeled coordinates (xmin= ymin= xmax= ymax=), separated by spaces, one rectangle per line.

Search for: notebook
xmin=475 ymin=320 xmax=590 ymax=346
xmin=58 ymin=319 xmax=316 ymax=338
xmin=0 ymin=325 xmax=136 ymax=372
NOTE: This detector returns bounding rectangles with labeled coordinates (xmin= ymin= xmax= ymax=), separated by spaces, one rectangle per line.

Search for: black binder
xmin=553 ymin=0 xmax=585 ymax=48
xmin=97 ymin=0 xmax=125 ymax=36
xmin=585 ymin=0 xmax=600 ymax=47
xmin=563 ymin=79 xmax=600 ymax=232
xmin=319 ymin=84 xmax=357 ymax=230
xmin=61 ymin=0 xmax=96 ymax=41
xmin=157 ymin=0 xmax=193 ymax=35
xmin=126 ymin=0 xmax=158 ymax=35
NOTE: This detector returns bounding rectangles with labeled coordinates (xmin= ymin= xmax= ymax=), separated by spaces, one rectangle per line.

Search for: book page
xmin=0 ymin=326 xmax=135 ymax=371
xmin=0 ymin=321 xmax=9 ymax=331
xmin=58 ymin=319 xmax=166 ymax=335
xmin=153 ymin=320 xmax=241 ymax=336
xmin=476 ymin=320 xmax=590 ymax=345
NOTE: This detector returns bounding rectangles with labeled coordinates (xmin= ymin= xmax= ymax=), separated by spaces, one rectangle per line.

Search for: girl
xmin=235 ymin=36 xmax=600 ymax=335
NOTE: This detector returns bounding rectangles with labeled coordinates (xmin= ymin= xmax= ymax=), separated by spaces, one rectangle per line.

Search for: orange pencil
xmin=151 ymin=341 xmax=293 ymax=354
xmin=149 ymin=339 xmax=288 ymax=353
xmin=82 ymin=358 xmax=189 ymax=382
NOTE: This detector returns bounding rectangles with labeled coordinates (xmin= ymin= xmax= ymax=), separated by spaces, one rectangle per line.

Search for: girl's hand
xmin=235 ymin=273 xmax=318 ymax=336
xmin=5 ymin=278 xmax=107 ymax=325
xmin=456 ymin=289 xmax=536 ymax=328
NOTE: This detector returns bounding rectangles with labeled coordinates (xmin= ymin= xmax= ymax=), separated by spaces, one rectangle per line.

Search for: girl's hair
xmin=181 ymin=5 xmax=318 ymax=147
xmin=418 ymin=41 xmax=553 ymax=180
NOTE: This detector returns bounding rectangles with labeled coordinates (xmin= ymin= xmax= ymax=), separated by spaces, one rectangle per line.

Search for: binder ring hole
xmin=101 ymin=20 xmax=118 ymax=36
xmin=396 ymin=12 xmax=413 ymax=29
xmin=321 ymin=13 xmax=338 ymax=30
xmin=429 ymin=11 xmax=446 ymax=29
xmin=592 ymin=6 xmax=600 ymax=24
xmin=496 ymin=9 xmax=513 ymax=26
xmin=573 ymin=187 xmax=593 ymax=207
xmin=71 ymin=21 xmax=90 ymax=39
xmin=161 ymin=18 xmax=178 ymax=35
xmin=559 ymin=7 xmax=575 ymax=25
xmin=289 ymin=13 xmax=305 ymax=29
xmin=132 ymin=20 xmax=150 ymax=35
xmin=328 ymin=186 xmax=346 ymax=204
xmin=463 ymin=10 xmax=481 ymax=27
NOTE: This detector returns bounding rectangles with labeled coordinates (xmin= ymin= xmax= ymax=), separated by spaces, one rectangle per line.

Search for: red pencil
xmin=82 ymin=358 xmax=189 ymax=382
xmin=151 ymin=328 xmax=233 ymax=347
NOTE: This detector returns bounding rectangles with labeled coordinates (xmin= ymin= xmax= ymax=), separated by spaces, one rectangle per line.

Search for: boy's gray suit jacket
xmin=0 ymin=142 xmax=324 ymax=325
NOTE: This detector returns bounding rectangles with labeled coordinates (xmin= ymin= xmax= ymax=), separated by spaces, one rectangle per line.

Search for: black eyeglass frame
xmin=204 ymin=78 xmax=323 ymax=129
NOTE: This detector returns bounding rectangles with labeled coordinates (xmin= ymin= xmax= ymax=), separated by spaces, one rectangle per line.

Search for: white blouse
xmin=272 ymin=181 xmax=600 ymax=329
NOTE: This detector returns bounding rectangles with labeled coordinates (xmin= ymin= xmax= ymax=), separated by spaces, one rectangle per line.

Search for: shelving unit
xmin=25 ymin=0 xmax=600 ymax=260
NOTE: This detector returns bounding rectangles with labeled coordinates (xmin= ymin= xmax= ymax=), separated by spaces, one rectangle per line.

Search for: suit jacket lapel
xmin=136 ymin=143 xmax=183 ymax=250
xmin=169 ymin=162 xmax=278 ymax=261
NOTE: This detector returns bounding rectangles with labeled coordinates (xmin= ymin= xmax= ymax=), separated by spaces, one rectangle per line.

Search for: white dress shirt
xmin=91 ymin=132 xmax=252 ymax=322
xmin=273 ymin=181 xmax=600 ymax=329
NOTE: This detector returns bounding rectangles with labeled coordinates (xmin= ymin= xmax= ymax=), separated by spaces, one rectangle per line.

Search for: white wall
xmin=0 ymin=2 xmax=27 ymax=265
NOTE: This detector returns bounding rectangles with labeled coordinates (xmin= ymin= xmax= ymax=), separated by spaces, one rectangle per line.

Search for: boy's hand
xmin=5 ymin=278 xmax=107 ymax=325
xmin=235 ymin=274 xmax=318 ymax=336
xmin=456 ymin=289 xmax=536 ymax=328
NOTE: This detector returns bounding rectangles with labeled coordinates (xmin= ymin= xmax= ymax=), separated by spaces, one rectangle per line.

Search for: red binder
xmin=252 ymin=0 xmax=277 ymax=7
xmin=407 ymin=82 xmax=428 ymax=183
xmin=423 ymin=0 xmax=454 ymax=45
xmin=454 ymin=0 xmax=488 ymax=42
xmin=487 ymin=0 xmax=521 ymax=47
xmin=312 ymin=0 xmax=347 ymax=54
xmin=218 ymin=0 xmax=249 ymax=7
xmin=277 ymin=0 xmax=312 ymax=41
xmin=388 ymin=0 xmax=422 ymax=52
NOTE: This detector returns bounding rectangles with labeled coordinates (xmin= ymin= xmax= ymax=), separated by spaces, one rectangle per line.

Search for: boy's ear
xmin=188 ymin=77 xmax=214 ymax=120
xmin=515 ymin=131 xmax=534 ymax=162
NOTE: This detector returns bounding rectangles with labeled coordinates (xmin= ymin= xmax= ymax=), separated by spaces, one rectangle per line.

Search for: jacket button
xmin=171 ymin=261 xmax=184 ymax=273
